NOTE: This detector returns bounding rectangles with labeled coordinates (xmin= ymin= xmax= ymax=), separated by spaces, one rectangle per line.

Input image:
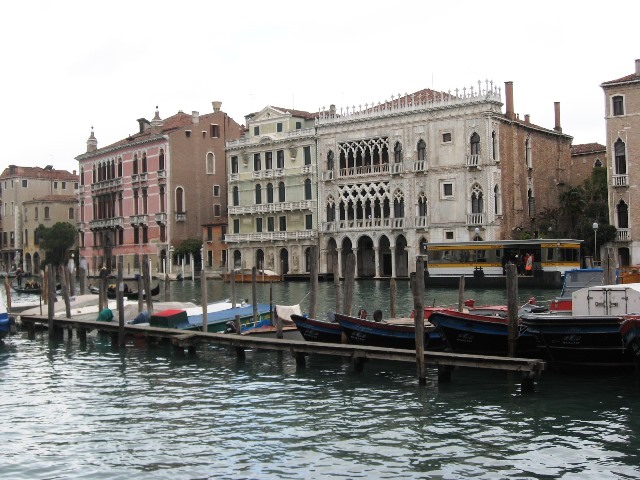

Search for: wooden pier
xmin=18 ymin=313 xmax=546 ymax=392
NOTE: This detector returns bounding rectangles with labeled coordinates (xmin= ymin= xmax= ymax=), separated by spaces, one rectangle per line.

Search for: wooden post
xmin=100 ymin=269 xmax=108 ymax=312
xmin=137 ymin=259 xmax=144 ymax=313
xmin=389 ymin=277 xmax=397 ymax=319
xmin=79 ymin=265 xmax=86 ymax=295
xmin=231 ymin=268 xmax=236 ymax=308
xmin=333 ymin=254 xmax=341 ymax=314
xmin=506 ymin=263 xmax=519 ymax=357
xmin=143 ymin=254 xmax=153 ymax=315
xmin=274 ymin=281 xmax=283 ymax=339
xmin=78 ymin=328 xmax=87 ymax=343
xmin=603 ymin=248 xmax=616 ymax=285
xmin=251 ymin=266 xmax=258 ymax=325
xmin=343 ymin=253 xmax=355 ymax=316
xmin=4 ymin=276 xmax=11 ymax=314
xmin=412 ymin=258 xmax=426 ymax=385
xmin=309 ymin=245 xmax=318 ymax=320
xmin=47 ymin=266 xmax=56 ymax=340
xmin=201 ymin=266 xmax=208 ymax=333
xmin=60 ymin=265 xmax=71 ymax=318
xmin=43 ymin=268 xmax=48 ymax=306
xmin=234 ymin=314 xmax=245 ymax=360
xmin=117 ymin=256 xmax=125 ymax=347
xmin=39 ymin=270 xmax=44 ymax=314
xmin=458 ymin=275 xmax=465 ymax=312
xmin=164 ymin=268 xmax=169 ymax=302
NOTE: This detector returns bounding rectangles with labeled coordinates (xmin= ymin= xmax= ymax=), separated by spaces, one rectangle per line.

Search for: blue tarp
xmin=182 ymin=303 xmax=271 ymax=328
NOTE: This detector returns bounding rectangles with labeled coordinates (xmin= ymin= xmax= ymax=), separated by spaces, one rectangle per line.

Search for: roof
xmin=601 ymin=73 xmax=640 ymax=86
xmin=23 ymin=195 xmax=77 ymax=204
xmin=571 ymin=142 xmax=606 ymax=155
xmin=245 ymin=106 xmax=317 ymax=121
xmin=0 ymin=165 xmax=78 ymax=181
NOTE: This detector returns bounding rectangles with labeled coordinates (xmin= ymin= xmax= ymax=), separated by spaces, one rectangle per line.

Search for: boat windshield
xmin=561 ymin=269 xmax=603 ymax=296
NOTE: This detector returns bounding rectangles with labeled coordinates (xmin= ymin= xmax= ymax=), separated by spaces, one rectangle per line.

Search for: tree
xmin=36 ymin=222 xmax=77 ymax=266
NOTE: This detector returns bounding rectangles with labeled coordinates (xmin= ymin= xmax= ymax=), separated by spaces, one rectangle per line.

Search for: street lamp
xmin=593 ymin=222 xmax=599 ymax=263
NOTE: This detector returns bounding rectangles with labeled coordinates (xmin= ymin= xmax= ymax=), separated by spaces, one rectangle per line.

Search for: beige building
xmin=601 ymin=59 xmax=640 ymax=265
xmin=0 ymin=165 xmax=79 ymax=273
xmin=569 ymin=143 xmax=606 ymax=187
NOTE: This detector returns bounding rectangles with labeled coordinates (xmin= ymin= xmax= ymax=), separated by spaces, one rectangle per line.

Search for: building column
xmin=374 ymin=247 xmax=381 ymax=278
xmin=390 ymin=243 xmax=397 ymax=279
xmin=336 ymin=248 xmax=343 ymax=279
xmin=353 ymin=249 xmax=359 ymax=279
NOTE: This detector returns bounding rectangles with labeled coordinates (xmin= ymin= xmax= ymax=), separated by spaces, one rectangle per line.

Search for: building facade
xmin=225 ymin=106 xmax=317 ymax=276
xmin=0 ymin=165 xmax=79 ymax=273
xmin=316 ymin=82 xmax=572 ymax=278
xmin=569 ymin=143 xmax=606 ymax=187
xmin=601 ymin=59 xmax=640 ymax=266
xmin=75 ymin=102 xmax=242 ymax=277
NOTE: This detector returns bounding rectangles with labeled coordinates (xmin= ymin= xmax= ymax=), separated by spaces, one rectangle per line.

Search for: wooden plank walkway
xmin=19 ymin=314 xmax=546 ymax=391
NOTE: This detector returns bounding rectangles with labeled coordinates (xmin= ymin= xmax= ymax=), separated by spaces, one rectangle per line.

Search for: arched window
xmin=594 ymin=158 xmax=603 ymax=168
xmin=417 ymin=140 xmax=426 ymax=161
xmin=470 ymin=132 xmax=480 ymax=155
xmin=618 ymin=200 xmax=629 ymax=228
xmin=233 ymin=250 xmax=242 ymax=268
xmin=159 ymin=148 xmax=165 ymax=170
xmin=133 ymin=154 xmax=139 ymax=175
xmin=304 ymin=179 xmax=312 ymax=200
xmin=326 ymin=196 xmax=336 ymax=222
xmin=142 ymin=152 xmax=147 ymax=173
xmin=615 ymin=139 xmax=627 ymax=174
xmin=393 ymin=190 xmax=404 ymax=218
xmin=44 ymin=206 xmax=50 ymax=219
xmin=265 ymin=183 xmax=273 ymax=203
xmin=255 ymin=184 xmax=262 ymax=204
xmin=525 ymin=138 xmax=532 ymax=169
xmin=176 ymin=187 xmax=184 ymax=213
xmin=327 ymin=150 xmax=334 ymax=170
xmin=394 ymin=142 xmax=402 ymax=163
xmin=418 ymin=192 xmax=427 ymax=217
xmin=118 ymin=157 xmax=123 ymax=177
xmin=35 ymin=207 xmax=38 ymax=220
xmin=206 ymin=152 xmax=214 ymax=174
xmin=471 ymin=184 xmax=483 ymax=214
xmin=278 ymin=181 xmax=286 ymax=202
xmin=80 ymin=167 xmax=85 ymax=186
xmin=527 ymin=189 xmax=535 ymax=217
xmin=492 ymin=131 xmax=497 ymax=160
xmin=232 ymin=186 xmax=239 ymax=206
xmin=253 ymin=153 xmax=261 ymax=171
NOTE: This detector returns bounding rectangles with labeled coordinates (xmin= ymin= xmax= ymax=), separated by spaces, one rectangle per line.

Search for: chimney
xmin=636 ymin=59 xmax=640 ymax=76
xmin=192 ymin=111 xmax=199 ymax=124
xmin=212 ymin=101 xmax=222 ymax=113
xmin=329 ymin=104 xmax=336 ymax=117
xmin=86 ymin=128 xmax=98 ymax=153
xmin=151 ymin=106 xmax=163 ymax=134
xmin=524 ymin=114 xmax=530 ymax=124
xmin=504 ymin=81 xmax=515 ymax=120
xmin=554 ymin=102 xmax=562 ymax=132
xmin=73 ymin=170 xmax=77 ymax=175
xmin=137 ymin=118 xmax=151 ymax=134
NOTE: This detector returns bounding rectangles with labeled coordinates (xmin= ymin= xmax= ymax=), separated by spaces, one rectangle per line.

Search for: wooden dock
xmin=18 ymin=313 xmax=546 ymax=392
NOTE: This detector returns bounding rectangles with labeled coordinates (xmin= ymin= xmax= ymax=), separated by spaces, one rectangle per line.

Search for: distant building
xmin=569 ymin=143 xmax=606 ymax=186
xmin=601 ymin=59 xmax=640 ymax=265
xmin=202 ymin=221 xmax=228 ymax=276
xmin=0 ymin=165 xmax=79 ymax=273
xmin=75 ymin=103 xmax=242 ymax=277
xmin=225 ymin=107 xmax=317 ymax=276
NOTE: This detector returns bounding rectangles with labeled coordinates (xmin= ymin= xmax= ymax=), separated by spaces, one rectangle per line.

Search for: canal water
xmin=2 ymin=280 xmax=640 ymax=479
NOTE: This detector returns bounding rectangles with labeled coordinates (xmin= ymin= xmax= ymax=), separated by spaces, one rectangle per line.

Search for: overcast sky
xmin=2 ymin=1 xmax=638 ymax=174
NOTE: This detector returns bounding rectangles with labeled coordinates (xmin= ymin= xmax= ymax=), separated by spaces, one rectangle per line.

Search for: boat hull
xmin=291 ymin=314 xmax=342 ymax=343
xmin=621 ymin=317 xmax=640 ymax=366
xmin=521 ymin=313 xmax=633 ymax=368
xmin=334 ymin=313 xmax=443 ymax=350
xmin=428 ymin=310 xmax=540 ymax=357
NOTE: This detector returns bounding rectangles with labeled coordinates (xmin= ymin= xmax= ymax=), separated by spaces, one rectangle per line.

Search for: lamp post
xmin=593 ymin=222 xmax=599 ymax=263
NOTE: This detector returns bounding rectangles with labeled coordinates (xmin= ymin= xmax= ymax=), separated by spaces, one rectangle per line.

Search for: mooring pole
xmin=201 ymin=264 xmax=208 ymax=333
xmin=458 ymin=275 xmax=465 ymax=312
xmin=343 ymin=253 xmax=355 ymax=316
xmin=117 ymin=256 xmax=125 ymax=347
xmin=333 ymin=254 xmax=341 ymax=314
xmin=143 ymin=254 xmax=153 ymax=315
xmin=252 ymin=266 xmax=258 ymax=326
xmin=47 ymin=266 xmax=56 ymax=340
xmin=309 ymin=245 xmax=318 ymax=320
xmin=389 ymin=277 xmax=397 ymax=319
xmin=412 ymin=258 xmax=426 ymax=385
xmin=506 ymin=263 xmax=519 ymax=357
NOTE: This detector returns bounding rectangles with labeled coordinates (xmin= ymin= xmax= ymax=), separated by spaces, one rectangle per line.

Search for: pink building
xmin=76 ymin=103 xmax=242 ymax=276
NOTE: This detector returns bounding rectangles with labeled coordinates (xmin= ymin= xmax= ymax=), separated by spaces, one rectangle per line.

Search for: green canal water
xmin=2 ymin=280 xmax=640 ymax=479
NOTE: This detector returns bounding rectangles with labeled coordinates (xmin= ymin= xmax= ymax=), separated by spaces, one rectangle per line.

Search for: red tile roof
xmin=0 ymin=166 xmax=78 ymax=180
xmin=24 ymin=195 xmax=78 ymax=203
xmin=571 ymin=143 xmax=606 ymax=155
xmin=601 ymin=73 xmax=640 ymax=86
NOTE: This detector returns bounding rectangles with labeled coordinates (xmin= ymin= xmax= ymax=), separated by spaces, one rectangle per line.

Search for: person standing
xmin=16 ymin=267 xmax=23 ymax=287
xmin=525 ymin=253 xmax=533 ymax=276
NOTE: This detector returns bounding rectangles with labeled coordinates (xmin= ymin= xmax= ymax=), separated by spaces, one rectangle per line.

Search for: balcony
xmin=90 ymin=177 xmax=123 ymax=192
xmin=466 ymin=154 xmax=481 ymax=169
xmin=616 ymin=228 xmax=630 ymax=242
xmin=89 ymin=216 xmax=124 ymax=230
xmin=155 ymin=212 xmax=167 ymax=225
xmin=229 ymin=173 xmax=239 ymax=182
xmin=225 ymin=230 xmax=317 ymax=243
xmin=157 ymin=169 xmax=167 ymax=184
xmin=322 ymin=170 xmax=334 ymax=181
xmin=413 ymin=160 xmax=427 ymax=173
xmin=322 ymin=221 xmax=336 ymax=232
xmin=338 ymin=163 xmax=390 ymax=178
xmin=467 ymin=213 xmax=484 ymax=226
xmin=77 ymin=221 xmax=85 ymax=232
xmin=390 ymin=163 xmax=403 ymax=175
xmin=415 ymin=216 xmax=428 ymax=228
xmin=301 ymin=165 xmax=312 ymax=174
xmin=129 ymin=214 xmax=149 ymax=226
xmin=613 ymin=174 xmax=629 ymax=187
xmin=228 ymin=200 xmax=314 ymax=215
xmin=176 ymin=212 xmax=186 ymax=222
xmin=131 ymin=174 xmax=139 ymax=183
xmin=226 ymin=127 xmax=316 ymax=148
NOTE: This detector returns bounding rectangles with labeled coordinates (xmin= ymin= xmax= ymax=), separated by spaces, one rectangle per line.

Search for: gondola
xmin=10 ymin=282 xmax=42 ymax=294
xmin=125 ymin=283 xmax=160 ymax=300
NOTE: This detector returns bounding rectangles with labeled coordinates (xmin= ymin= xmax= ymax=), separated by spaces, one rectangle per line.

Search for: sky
xmin=2 ymin=1 xmax=638 ymax=174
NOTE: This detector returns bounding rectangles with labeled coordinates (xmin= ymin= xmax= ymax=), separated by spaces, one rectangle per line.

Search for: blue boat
xmin=291 ymin=313 xmax=342 ymax=343
xmin=0 ymin=295 xmax=14 ymax=340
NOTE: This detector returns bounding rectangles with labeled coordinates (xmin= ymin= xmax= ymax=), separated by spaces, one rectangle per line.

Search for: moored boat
xmin=620 ymin=316 xmax=640 ymax=366
xmin=548 ymin=268 xmax=603 ymax=312
xmin=0 ymin=294 xmax=14 ymax=340
xmin=10 ymin=282 xmax=42 ymax=295
xmin=221 ymin=269 xmax=282 ymax=283
xmin=291 ymin=313 xmax=342 ymax=343
xmin=334 ymin=311 xmax=444 ymax=350
xmin=125 ymin=283 xmax=160 ymax=300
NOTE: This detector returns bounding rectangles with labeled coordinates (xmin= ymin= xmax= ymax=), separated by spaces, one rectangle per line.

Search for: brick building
xmin=601 ymin=59 xmax=640 ymax=265
xmin=75 ymin=102 xmax=242 ymax=277
xmin=569 ymin=143 xmax=606 ymax=187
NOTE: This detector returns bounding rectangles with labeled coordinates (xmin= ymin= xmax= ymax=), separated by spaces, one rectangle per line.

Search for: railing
xmin=322 ymin=170 xmax=334 ymax=181
xmin=467 ymin=213 xmax=484 ymax=225
xmin=139 ymin=172 xmax=148 ymax=182
xmin=157 ymin=169 xmax=167 ymax=180
xmin=176 ymin=212 xmax=186 ymax=222
xmin=228 ymin=200 xmax=314 ymax=215
xmin=77 ymin=221 xmax=85 ymax=232
xmin=129 ymin=214 xmax=149 ymax=225
xmin=90 ymin=177 xmax=123 ymax=192
xmin=466 ymin=154 xmax=481 ymax=168
xmin=415 ymin=216 xmax=428 ymax=228
xmin=616 ymin=228 xmax=630 ymax=242
xmin=89 ymin=217 xmax=124 ymax=230
xmin=155 ymin=213 xmax=167 ymax=224
xmin=390 ymin=163 xmax=403 ymax=175
xmin=229 ymin=173 xmax=239 ymax=182
xmin=613 ymin=174 xmax=629 ymax=187
xmin=413 ymin=160 xmax=427 ymax=173
xmin=301 ymin=165 xmax=312 ymax=174
xmin=226 ymin=127 xmax=316 ymax=148
xmin=274 ymin=168 xmax=285 ymax=177
xmin=225 ymin=230 xmax=317 ymax=243
xmin=338 ymin=163 xmax=390 ymax=178
xmin=322 ymin=221 xmax=336 ymax=232
xmin=131 ymin=174 xmax=139 ymax=183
